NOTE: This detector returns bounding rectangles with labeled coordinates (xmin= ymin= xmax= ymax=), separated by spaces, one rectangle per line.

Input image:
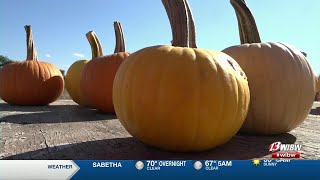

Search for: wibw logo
xmin=269 ymin=142 xmax=302 ymax=159
xmin=269 ymin=142 xmax=302 ymax=152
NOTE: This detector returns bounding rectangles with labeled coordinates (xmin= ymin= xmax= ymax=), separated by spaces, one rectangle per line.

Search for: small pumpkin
xmin=112 ymin=0 xmax=250 ymax=152
xmin=0 ymin=25 xmax=64 ymax=105
xmin=222 ymin=0 xmax=316 ymax=135
xmin=65 ymin=59 xmax=89 ymax=106
xmin=80 ymin=22 xmax=130 ymax=113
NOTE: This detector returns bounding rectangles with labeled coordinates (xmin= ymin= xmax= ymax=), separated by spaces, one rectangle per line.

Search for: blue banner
xmin=71 ymin=160 xmax=320 ymax=180
xmin=0 ymin=160 xmax=318 ymax=179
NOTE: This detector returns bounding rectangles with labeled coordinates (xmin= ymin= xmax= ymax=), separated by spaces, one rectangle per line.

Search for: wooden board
xmin=0 ymin=100 xmax=319 ymax=160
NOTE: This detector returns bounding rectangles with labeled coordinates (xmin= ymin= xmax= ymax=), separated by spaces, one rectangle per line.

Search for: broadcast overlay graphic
xmin=0 ymin=159 xmax=319 ymax=179
xmin=269 ymin=141 xmax=302 ymax=158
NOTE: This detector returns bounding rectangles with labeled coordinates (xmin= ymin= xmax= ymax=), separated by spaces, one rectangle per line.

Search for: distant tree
xmin=0 ymin=55 xmax=15 ymax=68
xmin=60 ymin=69 xmax=65 ymax=77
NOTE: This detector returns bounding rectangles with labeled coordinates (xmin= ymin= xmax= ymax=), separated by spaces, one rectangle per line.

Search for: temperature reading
xmin=205 ymin=160 xmax=214 ymax=167
xmin=204 ymin=160 xmax=219 ymax=171
xmin=147 ymin=160 xmax=158 ymax=167
xmin=146 ymin=160 xmax=160 ymax=171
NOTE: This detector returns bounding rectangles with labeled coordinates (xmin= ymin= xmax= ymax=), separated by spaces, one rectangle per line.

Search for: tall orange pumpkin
xmin=222 ymin=0 xmax=316 ymax=135
xmin=112 ymin=0 xmax=250 ymax=152
xmin=0 ymin=25 xmax=64 ymax=105
xmin=80 ymin=22 xmax=130 ymax=113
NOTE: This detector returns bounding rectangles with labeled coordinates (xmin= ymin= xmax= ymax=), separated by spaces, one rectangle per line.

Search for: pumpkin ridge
xmin=279 ymin=42 xmax=315 ymax=78
xmin=225 ymin=56 xmax=245 ymax=139
xmin=14 ymin=64 xmax=20 ymax=100
xmin=263 ymin=44 xmax=275 ymax=133
xmin=194 ymin=49 xmax=217 ymax=146
xmin=195 ymin=50 xmax=202 ymax=149
xmin=130 ymin=48 xmax=158 ymax=140
xmin=38 ymin=61 xmax=46 ymax=82
xmin=195 ymin=49 xmax=219 ymax=146
xmin=273 ymin=43 xmax=297 ymax=132
xmin=154 ymin=48 xmax=174 ymax=141
xmin=120 ymin=49 xmax=147 ymax=133
xmin=42 ymin=62 xmax=53 ymax=102
xmin=283 ymin=43 xmax=309 ymax=126
xmin=184 ymin=48 xmax=197 ymax=149
xmin=115 ymin=47 xmax=140 ymax=128
xmin=216 ymin=53 xmax=232 ymax=142
xmin=279 ymin=43 xmax=313 ymax=130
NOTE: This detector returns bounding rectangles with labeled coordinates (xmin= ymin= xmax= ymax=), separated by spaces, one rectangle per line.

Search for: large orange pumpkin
xmin=80 ymin=22 xmax=130 ymax=113
xmin=112 ymin=0 xmax=250 ymax=152
xmin=222 ymin=0 xmax=316 ymax=135
xmin=0 ymin=25 xmax=64 ymax=105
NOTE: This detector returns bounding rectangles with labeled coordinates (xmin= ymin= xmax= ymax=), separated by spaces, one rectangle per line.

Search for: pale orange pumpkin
xmin=0 ymin=25 xmax=64 ymax=105
xmin=222 ymin=0 xmax=316 ymax=135
xmin=112 ymin=0 xmax=250 ymax=152
xmin=80 ymin=22 xmax=129 ymax=113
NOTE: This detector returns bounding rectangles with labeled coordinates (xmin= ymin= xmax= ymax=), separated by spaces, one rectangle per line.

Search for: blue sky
xmin=0 ymin=0 xmax=319 ymax=74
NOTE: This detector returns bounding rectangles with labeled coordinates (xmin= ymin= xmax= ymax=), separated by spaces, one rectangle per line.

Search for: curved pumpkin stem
xmin=185 ymin=0 xmax=197 ymax=48
xmin=114 ymin=21 xmax=126 ymax=53
xmin=230 ymin=0 xmax=261 ymax=44
xmin=162 ymin=0 xmax=196 ymax=48
xmin=25 ymin=25 xmax=38 ymax=61
xmin=86 ymin=31 xmax=104 ymax=58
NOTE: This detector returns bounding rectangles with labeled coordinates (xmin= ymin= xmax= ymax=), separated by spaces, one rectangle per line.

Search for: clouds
xmin=73 ymin=53 xmax=85 ymax=58
xmin=44 ymin=53 xmax=86 ymax=59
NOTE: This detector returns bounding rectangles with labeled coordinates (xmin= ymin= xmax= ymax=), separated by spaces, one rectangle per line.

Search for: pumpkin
xmin=65 ymin=59 xmax=89 ymax=106
xmin=80 ymin=22 xmax=130 ymax=113
xmin=112 ymin=0 xmax=250 ymax=152
xmin=0 ymin=25 xmax=64 ymax=105
xmin=222 ymin=0 xmax=316 ymax=135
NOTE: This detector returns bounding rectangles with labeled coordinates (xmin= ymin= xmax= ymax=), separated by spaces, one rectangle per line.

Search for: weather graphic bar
xmin=0 ymin=160 xmax=319 ymax=179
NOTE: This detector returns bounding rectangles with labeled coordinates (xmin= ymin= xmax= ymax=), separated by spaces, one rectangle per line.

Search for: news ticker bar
xmin=0 ymin=160 xmax=319 ymax=180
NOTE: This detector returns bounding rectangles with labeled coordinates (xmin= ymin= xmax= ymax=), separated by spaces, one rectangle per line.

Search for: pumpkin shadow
xmin=2 ymin=133 xmax=296 ymax=160
xmin=0 ymin=102 xmax=79 ymax=112
xmin=309 ymin=107 xmax=320 ymax=115
xmin=0 ymin=104 xmax=117 ymax=124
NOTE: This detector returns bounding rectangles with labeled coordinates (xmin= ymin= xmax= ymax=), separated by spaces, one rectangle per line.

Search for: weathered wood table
xmin=1 ymin=100 xmax=319 ymax=160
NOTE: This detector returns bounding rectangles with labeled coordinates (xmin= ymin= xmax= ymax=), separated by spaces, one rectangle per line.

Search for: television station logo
xmin=269 ymin=141 xmax=301 ymax=158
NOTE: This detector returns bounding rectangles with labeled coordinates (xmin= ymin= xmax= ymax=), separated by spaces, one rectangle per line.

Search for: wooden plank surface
xmin=0 ymin=99 xmax=319 ymax=160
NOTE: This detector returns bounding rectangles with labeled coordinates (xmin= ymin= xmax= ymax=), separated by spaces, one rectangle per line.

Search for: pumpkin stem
xmin=185 ymin=1 xmax=197 ymax=48
xmin=114 ymin=21 xmax=126 ymax=53
xmin=162 ymin=0 xmax=196 ymax=48
xmin=25 ymin=25 xmax=38 ymax=61
xmin=86 ymin=31 xmax=104 ymax=58
xmin=230 ymin=0 xmax=261 ymax=44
